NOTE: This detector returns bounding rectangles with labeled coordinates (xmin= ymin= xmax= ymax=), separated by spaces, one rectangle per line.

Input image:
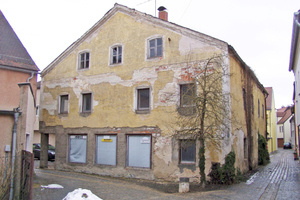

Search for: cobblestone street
xmin=33 ymin=149 xmax=300 ymax=200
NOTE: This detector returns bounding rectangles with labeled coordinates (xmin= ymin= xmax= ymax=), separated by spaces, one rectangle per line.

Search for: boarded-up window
xmin=69 ymin=135 xmax=87 ymax=163
xmin=96 ymin=135 xmax=117 ymax=165
xmin=127 ymin=135 xmax=151 ymax=168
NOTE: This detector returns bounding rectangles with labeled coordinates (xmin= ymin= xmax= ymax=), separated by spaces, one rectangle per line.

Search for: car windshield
xmin=48 ymin=145 xmax=55 ymax=150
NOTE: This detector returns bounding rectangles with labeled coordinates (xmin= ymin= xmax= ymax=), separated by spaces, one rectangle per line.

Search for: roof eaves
xmin=289 ymin=10 xmax=300 ymax=72
xmin=229 ymin=45 xmax=267 ymax=95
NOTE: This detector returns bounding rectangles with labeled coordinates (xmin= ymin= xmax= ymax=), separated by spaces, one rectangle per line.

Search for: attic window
xmin=148 ymin=37 xmax=163 ymax=58
xmin=79 ymin=52 xmax=90 ymax=69
xmin=110 ymin=45 xmax=122 ymax=65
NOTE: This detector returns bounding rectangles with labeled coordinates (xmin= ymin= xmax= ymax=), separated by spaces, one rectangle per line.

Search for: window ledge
xmin=80 ymin=112 xmax=92 ymax=117
xmin=109 ymin=63 xmax=123 ymax=67
xmin=58 ymin=113 xmax=68 ymax=118
xmin=125 ymin=166 xmax=151 ymax=171
xmin=135 ymin=110 xmax=150 ymax=114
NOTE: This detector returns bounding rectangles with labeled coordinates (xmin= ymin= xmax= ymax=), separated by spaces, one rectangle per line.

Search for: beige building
xmin=39 ymin=4 xmax=267 ymax=181
xmin=265 ymin=87 xmax=277 ymax=153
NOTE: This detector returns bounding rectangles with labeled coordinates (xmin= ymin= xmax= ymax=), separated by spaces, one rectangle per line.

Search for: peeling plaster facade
xmin=40 ymin=4 xmax=267 ymax=181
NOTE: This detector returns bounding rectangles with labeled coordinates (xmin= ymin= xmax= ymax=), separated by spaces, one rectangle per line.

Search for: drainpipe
xmin=9 ymin=108 xmax=21 ymax=200
xmin=295 ymin=11 xmax=300 ymax=27
xmin=27 ymin=72 xmax=34 ymax=83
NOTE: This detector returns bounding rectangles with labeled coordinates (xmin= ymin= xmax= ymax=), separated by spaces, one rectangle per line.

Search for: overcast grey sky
xmin=1 ymin=0 xmax=299 ymax=108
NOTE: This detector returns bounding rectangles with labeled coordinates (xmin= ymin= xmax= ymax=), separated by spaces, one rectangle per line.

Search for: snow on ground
xmin=63 ymin=188 xmax=102 ymax=200
xmin=41 ymin=184 xmax=64 ymax=189
xmin=245 ymin=172 xmax=259 ymax=185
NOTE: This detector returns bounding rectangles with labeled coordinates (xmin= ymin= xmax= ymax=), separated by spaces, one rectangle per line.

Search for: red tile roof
xmin=0 ymin=10 xmax=39 ymax=72
xmin=277 ymin=106 xmax=292 ymax=124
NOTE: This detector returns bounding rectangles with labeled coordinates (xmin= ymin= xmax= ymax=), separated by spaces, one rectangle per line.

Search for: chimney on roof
xmin=158 ymin=6 xmax=168 ymax=21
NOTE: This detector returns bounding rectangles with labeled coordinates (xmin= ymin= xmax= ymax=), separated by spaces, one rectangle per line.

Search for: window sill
xmin=58 ymin=113 xmax=68 ymax=118
xmin=80 ymin=112 xmax=92 ymax=117
xmin=125 ymin=166 xmax=151 ymax=170
xmin=177 ymin=106 xmax=196 ymax=116
xmin=109 ymin=63 xmax=123 ymax=67
xmin=147 ymin=56 xmax=163 ymax=61
xmin=135 ymin=110 xmax=150 ymax=114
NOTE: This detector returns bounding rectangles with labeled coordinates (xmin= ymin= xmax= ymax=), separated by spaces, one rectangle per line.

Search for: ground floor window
xmin=96 ymin=135 xmax=117 ymax=165
xmin=127 ymin=135 xmax=151 ymax=168
xmin=180 ymin=140 xmax=196 ymax=164
xmin=69 ymin=135 xmax=87 ymax=163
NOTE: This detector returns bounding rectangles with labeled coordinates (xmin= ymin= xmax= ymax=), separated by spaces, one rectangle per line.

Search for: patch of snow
xmin=245 ymin=172 xmax=259 ymax=185
xmin=41 ymin=184 xmax=64 ymax=189
xmin=62 ymin=188 xmax=102 ymax=200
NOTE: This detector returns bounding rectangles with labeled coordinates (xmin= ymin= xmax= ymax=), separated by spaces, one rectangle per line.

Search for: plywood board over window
xmin=96 ymin=135 xmax=117 ymax=165
xmin=127 ymin=135 xmax=151 ymax=168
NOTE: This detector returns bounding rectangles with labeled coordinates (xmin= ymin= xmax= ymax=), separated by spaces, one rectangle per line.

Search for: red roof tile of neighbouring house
xmin=0 ymin=10 xmax=39 ymax=72
xmin=277 ymin=106 xmax=293 ymax=124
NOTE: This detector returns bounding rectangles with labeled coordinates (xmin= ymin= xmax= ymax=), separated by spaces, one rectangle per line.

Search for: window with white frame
xmin=79 ymin=52 xmax=90 ymax=69
xmin=69 ymin=135 xmax=87 ymax=163
xmin=82 ymin=93 xmax=92 ymax=113
xmin=127 ymin=135 xmax=151 ymax=168
xmin=96 ymin=135 xmax=117 ymax=165
xmin=59 ymin=95 xmax=69 ymax=114
xmin=148 ymin=37 xmax=163 ymax=58
xmin=137 ymin=88 xmax=150 ymax=112
xmin=110 ymin=45 xmax=122 ymax=65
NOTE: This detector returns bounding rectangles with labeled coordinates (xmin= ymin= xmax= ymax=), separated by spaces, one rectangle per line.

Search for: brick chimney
xmin=158 ymin=6 xmax=168 ymax=21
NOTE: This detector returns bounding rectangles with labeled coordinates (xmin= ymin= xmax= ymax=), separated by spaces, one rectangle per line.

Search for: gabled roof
xmin=41 ymin=3 xmax=228 ymax=77
xmin=265 ymin=87 xmax=273 ymax=110
xmin=277 ymin=106 xmax=293 ymax=124
xmin=40 ymin=3 xmax=266 ymax=97
xmin=0 ymin=10 xmax=39 ymax=72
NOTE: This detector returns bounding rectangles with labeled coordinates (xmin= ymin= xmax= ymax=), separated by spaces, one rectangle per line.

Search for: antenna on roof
xmin=137 ymin=0 xmax=157 ymax=17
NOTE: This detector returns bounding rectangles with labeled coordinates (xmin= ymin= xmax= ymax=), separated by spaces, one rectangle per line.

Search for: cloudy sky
xmin=1 ymin=0 xmax=299 ymax=108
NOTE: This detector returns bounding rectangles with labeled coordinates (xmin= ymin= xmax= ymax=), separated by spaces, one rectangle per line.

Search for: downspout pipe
xmin=27 ymin=72 xmax=34 ymax=83
xmin=9 ymin=108 xmax=21 ymax=200
xmin=295 ymin=11 xmax=300 ymax=28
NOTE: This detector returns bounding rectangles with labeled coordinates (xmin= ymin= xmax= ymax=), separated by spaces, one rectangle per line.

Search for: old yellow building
xmin=39 ymin=4 xmax=267 ymax=181
xmin=265 ymin=87 xmax=277 ymax=153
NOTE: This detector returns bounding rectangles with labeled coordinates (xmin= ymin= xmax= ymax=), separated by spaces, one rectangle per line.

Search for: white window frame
xmin=109 ymin=44 xmax=123 ymax=66
xmin=78 ymin=51 xmax=90 ymax=70
xmin=59 ymin=94 xmax=69 ymax=114
xmin=80 ymin=92 xmax=93 ymax=113
xmin=146 ymin=35 xmax=164 ymax=60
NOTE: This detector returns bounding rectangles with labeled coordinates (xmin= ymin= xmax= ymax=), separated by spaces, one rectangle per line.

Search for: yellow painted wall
xmin=41 ymin=7 xmax=267 ymax=180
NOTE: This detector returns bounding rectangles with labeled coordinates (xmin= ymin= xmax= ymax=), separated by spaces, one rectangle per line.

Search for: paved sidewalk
xmin=33 ymin=149 xmax=300 ymax=200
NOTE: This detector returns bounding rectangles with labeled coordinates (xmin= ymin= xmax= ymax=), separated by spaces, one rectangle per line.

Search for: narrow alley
xmin=33 ymin=149 xmax=300 ymax=200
